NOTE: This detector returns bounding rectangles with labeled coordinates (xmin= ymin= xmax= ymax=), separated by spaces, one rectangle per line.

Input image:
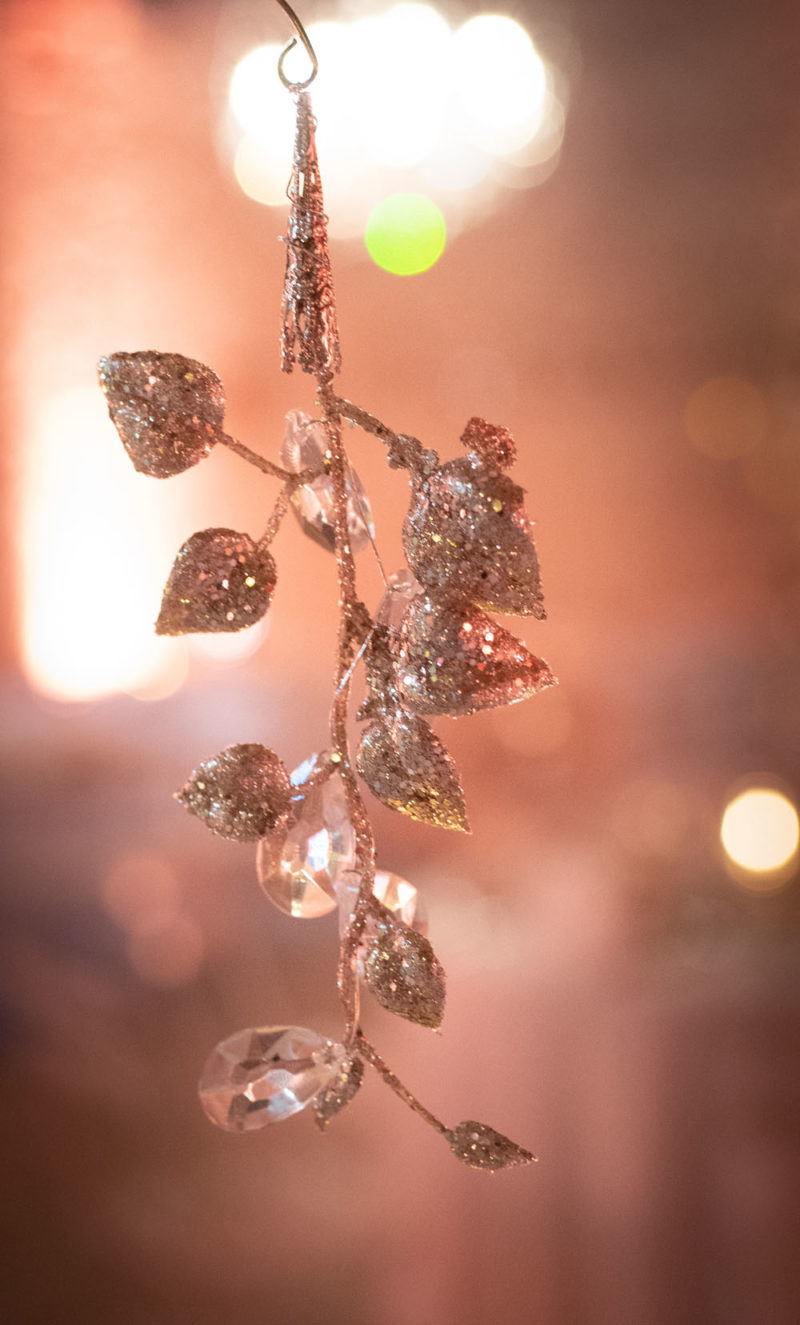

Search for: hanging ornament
xmin=313 ymin=1052 xmax=364 ymax=1129
xmin=460 ymin=416 xmax=517 ymax=470
xmin=177 ymin=744 xmax=291 ymax=842
xmin=403 ymin=456 xmax=545 ymax=617
xmin=447 ymin=1121 xmax=536 ymax=1171
xmin=256 ymin=753 xmax=356 ymax=917
xmin=199 ymin=1026 xmax=347 ymax=1131
xmin=396 ymin=593 xmax=555 ymax=717
xmin=155 ymin=528 xmax=276 ymax=635
xmin=102 ymin=5 xmax=541 ymax=1172
xmin=281 ymin=91 xmax=341 ymax=377
xmin=281 ymin=409 xmax=374 ymax=554
xmin=98 ymin=350 xmax=224 ymax=477
xmin=357 ymin=711 xmax=469 ymax=832
xmin=362 ymin=903 xmax=446 ymax=1029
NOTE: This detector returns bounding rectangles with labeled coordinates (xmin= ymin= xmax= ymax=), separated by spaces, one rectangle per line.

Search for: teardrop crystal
xmin=198 ymin=1026 xmax=344 ymax=1131
xmin=281 ymin=410 xmax=374 ymax=554
xmin=256 ymin=753 xmax=357 ymax=918
xmin=337 ymin=869 xmax=428 ymax=939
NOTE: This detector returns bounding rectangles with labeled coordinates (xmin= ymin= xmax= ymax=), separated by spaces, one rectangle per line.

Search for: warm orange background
xmin=1 ymin=1 xmax=798 ymax=1322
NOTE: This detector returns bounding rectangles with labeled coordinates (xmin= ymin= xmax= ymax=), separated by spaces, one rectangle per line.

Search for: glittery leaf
xmin=357 ymin=712 xmax=469 ymax=832
xmin=98 ymin=350 xmax=223 ymax=477
xmin=155 ymin=528 xmax=276 ymax=635
xmin=460 ymin=417 xmax=517 ymax=470
xmin=396 ymin=593 xmax=555 ymax=717
xmin=313 ymin=1053 xmax=364 ymax=1130
xmin=404 ymin=457 xmax=545 ymax=617
xmin=448 ymin=1120 xmax=535 ymax=1171
xmin=362 ymin=903 xmax=446 ymax=1029
xmin=177 ymin=743 xmax=292 ymax=842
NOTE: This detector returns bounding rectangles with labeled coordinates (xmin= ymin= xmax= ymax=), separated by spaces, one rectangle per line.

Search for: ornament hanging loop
xmin=275 ymin=0 xmax=319 ymax=90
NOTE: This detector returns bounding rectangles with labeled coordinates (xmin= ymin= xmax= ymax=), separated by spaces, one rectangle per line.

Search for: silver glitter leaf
xmin=98 ymin=350 xmax=223 ymax=477
xmin=396 ymin=593 xmax=555 ymax=717
xmin=460 ymin=417 xmax=517 ymax=470
xmin=155 ymin=528 xmax=276 ymax=635
xmin=448 ymin=1120 xmax=535 ymax=1171
xmin=403 ymin=456 xmax=545 ymax=617
xmin=313 ymin=1053 xmax=364 ymax=1130
xmin=357 ymin=712 xmax=469 ymax=833
xmin=177 ymin=743 xmax=292 ymax=842
xmin=362 ymin=903 xmax=446 ymax=1029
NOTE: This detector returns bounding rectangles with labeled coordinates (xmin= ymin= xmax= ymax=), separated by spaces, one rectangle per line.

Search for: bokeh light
xmin=720 ymin=786 xmax=799 ymax=883
xmin=365 ymin=193 xmax=446 ymax=275
xmin=224 ymin=6 xmax=566 ymax=245
xmin=19 ymin=387 xmax=189 ymax=703
xmin=684 ymin=375 xmax=768 ymax=460
xmin=126 ymin=911 xmax=205 ymax=988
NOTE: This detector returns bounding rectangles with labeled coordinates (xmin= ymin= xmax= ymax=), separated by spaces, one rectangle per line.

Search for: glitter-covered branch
xmin=97 ymin=65 xmax=553 ymax=1171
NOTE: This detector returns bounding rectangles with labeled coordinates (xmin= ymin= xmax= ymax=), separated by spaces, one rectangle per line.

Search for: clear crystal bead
xmin=257 ymin=753 xmax=357 ymax=918
xmin=337 ymin=869 xmax=427 ymax=938
xmin=198 ymin=1026 xmax=344 ymax=1131
xmin=375 ymin=568 xmax=422 ymax=630
xmin=281 ymin=410 xmax=374 ymax=555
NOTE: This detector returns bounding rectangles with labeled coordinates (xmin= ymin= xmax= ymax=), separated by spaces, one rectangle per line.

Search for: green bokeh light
xmin=365 ymin=193 xmax=447 ymax=276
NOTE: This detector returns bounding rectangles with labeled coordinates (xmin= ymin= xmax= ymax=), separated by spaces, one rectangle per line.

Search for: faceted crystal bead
xmin=198 ymin=1026 xmax=344 ymax=1131
xmin=257 ymin=753 xmax=357 ymax=918
xmin=337 ymin=869 xmax=428 ymax=939
xmin=281 ymin=410 xmax=374 ymax=554
xmin=375 ymin=568 xmax=422 ymax=630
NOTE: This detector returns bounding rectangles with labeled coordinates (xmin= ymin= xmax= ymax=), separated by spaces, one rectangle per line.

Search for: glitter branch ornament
xmin=98 ymin=3 xmax=555 ymax=1171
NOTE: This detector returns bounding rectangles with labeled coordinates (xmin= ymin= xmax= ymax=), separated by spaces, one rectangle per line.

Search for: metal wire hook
xmin=275 ymin=0 xmax=319 ymax=91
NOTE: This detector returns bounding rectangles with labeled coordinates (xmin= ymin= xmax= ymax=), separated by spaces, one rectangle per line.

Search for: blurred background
xmin=1 ymin=0 xmax=799 ymax=1321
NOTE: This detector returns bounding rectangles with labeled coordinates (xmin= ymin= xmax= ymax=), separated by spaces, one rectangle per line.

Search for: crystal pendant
xmin=281 ymin=410 xmax=374 ymax=554
xmin=375 ymin=568 xmax=422 ymax=629
xmin=257 ymin=753 xmax=357 ymax=918
xmin=198 ymin=1026 xmax=344 ymax=1131
xmin=337 ymin=869 xmax=428 ymax=938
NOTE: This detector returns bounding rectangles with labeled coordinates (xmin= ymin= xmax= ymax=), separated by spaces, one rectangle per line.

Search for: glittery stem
xmin=317 ymin=376 xmax=376 ymax=1044
xmin=328 ymin=393 xmax=436 ymax=475
xmin=356 ymin=1032 xmax=450 ymax=1135
xmin=219 ymin=432 xmax=295 ymax=481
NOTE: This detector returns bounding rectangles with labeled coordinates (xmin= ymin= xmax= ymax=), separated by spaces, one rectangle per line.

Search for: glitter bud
xmin=156 ymin=528 xmax=276 ymax=635
xmin=177 ymin=744 xmax=292 ymax=842
xmin=403 ymin=456 xmax=545 ymax=618
xmin=98 ymin=350 xmax=224 ymax=477
xmin=396 ymin=593 xmax=555 ymax=717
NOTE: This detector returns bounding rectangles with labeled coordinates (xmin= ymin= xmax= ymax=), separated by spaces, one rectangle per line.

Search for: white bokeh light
xmin=225 ymin=5 xmax=566 ymax=235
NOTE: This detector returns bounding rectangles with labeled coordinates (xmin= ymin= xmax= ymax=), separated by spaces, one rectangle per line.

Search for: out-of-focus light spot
xmin=20 ymin=387 xmax=187 ymax=703
xmin=229 ymin=44 xmax=294 ymax=145
xmin=103 ymin=853 xmax=181 ymax=930
xmin=742 ymin=428 xmax=800 ymax=511
xmin=128 ymin=640 xmax=189 ymax=702
xmin=226 ymin=8 xmax=566 ymax=234
xmin=189 ymin=616 xmax=268 ymax=665
xmin=452 ymin=15 xmax=547 ymax=148
xmin=684 ymin=376 xmax=768 ymax=460
xmin=355 ymin=5 xmax=451 ymax=168
xmin=365 ymin=193 xmax=446 ymax=275
xmin=421 ymin=137 xmax=491 ymax=193
xmin=127 ymin=911 xmax=205 ymax=988
xmin=234 ymin=135 xmax=291 ymax=207
xmin=721 ymin=786 xmax=799 ymax=883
